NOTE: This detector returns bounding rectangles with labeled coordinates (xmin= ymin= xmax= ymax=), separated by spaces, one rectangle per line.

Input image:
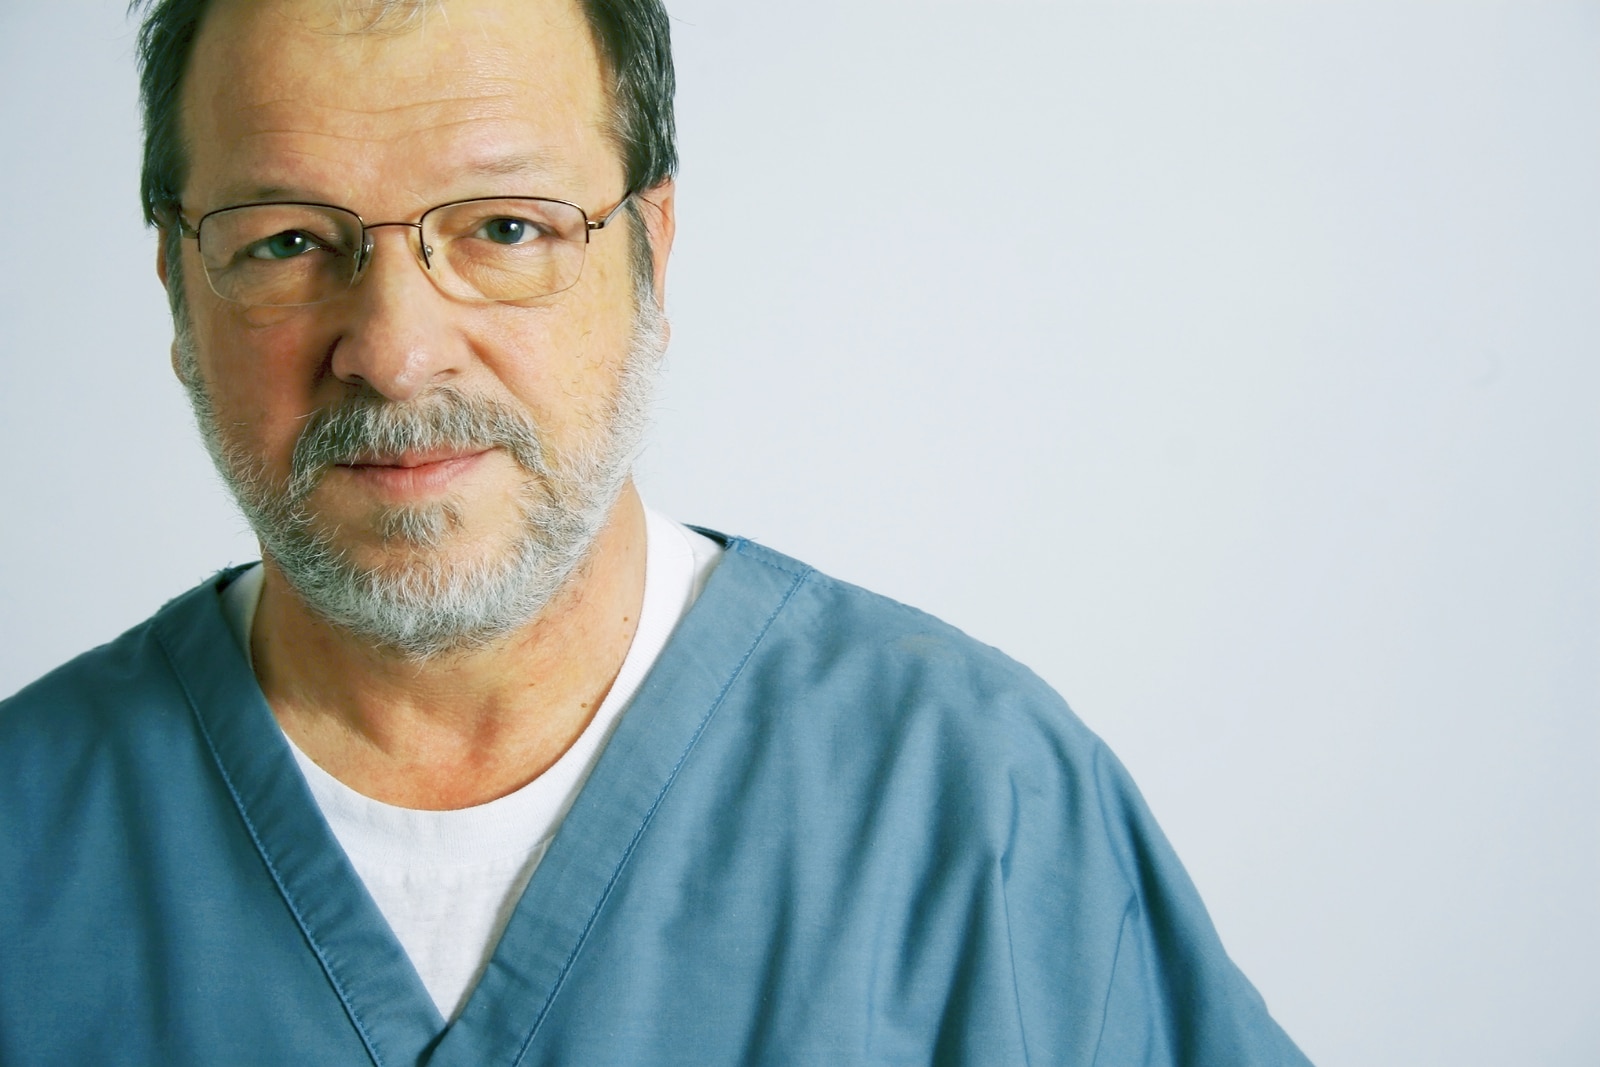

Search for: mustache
xmin=286 ymin=388 xmax=548 ymax=500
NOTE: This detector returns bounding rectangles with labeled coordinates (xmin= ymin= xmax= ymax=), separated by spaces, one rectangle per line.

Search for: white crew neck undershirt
xmin=220 ymin=506 xmax=722 ymax=1019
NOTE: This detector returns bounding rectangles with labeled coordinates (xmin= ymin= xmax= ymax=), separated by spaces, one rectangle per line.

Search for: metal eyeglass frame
xmin=163 ymin=191 xmax=636 ymax=302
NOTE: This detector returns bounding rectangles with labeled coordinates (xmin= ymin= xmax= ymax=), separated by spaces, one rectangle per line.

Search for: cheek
xmin=190 ymin=309 xmax=330 ymax=466
xmin=487 ymin=289 xmax=637 ymax=449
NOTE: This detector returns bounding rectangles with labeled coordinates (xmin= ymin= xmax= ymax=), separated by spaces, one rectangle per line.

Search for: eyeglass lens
xmin=195 ymin=198 xmax=593 ymax=306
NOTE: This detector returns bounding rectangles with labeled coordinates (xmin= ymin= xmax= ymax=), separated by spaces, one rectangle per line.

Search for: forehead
xmin=181 ymin=0 xmax=616 ymax=208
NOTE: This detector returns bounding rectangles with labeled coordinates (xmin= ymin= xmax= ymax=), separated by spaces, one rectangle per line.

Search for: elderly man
xmin=0 ymin=0 xmax=1311 ymax=1063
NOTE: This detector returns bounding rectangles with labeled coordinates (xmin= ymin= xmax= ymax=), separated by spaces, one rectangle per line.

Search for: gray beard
xmin=174 ymin=296 xmax=665 ymax=661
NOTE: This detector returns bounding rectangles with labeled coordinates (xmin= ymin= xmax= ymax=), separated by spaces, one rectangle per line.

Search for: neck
xmin=251 ymin=484 xmax=648 ymax=810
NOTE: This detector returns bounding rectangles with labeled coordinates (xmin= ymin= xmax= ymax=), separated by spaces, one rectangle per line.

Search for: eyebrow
xmin=470 ymin=151 xmax=574 ymax=181
xmin=219 ymin=184 xmax=308 ymax=204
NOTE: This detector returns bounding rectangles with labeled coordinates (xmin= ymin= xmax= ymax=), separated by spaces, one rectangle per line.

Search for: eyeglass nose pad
xmin=353 ymin=230 xmax=375 ymax=279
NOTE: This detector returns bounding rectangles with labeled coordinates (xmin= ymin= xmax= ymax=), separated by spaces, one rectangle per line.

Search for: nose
xmin=327 ymin=224 xmax=462 ymax=402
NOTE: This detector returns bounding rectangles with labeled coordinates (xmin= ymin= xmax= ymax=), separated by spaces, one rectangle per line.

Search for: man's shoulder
xmin=703 ymin=535 xmax=1104 ymax=764
xmin=0 ymin=572 xmax=237 ymax=748
xmin=638 ymin=535 xmax=1163 ymax=964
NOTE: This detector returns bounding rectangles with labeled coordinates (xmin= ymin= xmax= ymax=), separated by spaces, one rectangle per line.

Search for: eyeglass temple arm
xmin=151 ymin=201 xmax=201 ymax=239
xmin=586 ymin=191 xmax=636 ymax=236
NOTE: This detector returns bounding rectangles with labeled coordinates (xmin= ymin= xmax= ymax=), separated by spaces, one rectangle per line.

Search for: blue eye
xmin=478 ymin=218 xmax=543 ymax=245
xmin=248 ymin=231 xmax=318 ymax=260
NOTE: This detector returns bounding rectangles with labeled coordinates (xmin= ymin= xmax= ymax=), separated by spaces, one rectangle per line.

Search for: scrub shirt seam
xmin=748 ymin=543 xmax=965 ymax=639
xmin=727 ymin=537 xmax=809 ymax=580
xmin=153 ymin=625 xmax=389 ymax=1067
xmin=509 ymin=555 xmax=814 ymax=1066
xmin=1089 ymin=896 xmax=1140 ymax=1067
xmin=1088 ymin=740 xmax=1143 ymax=1067
xmin=1000 ymin=781 xmax=1034 ymax=1067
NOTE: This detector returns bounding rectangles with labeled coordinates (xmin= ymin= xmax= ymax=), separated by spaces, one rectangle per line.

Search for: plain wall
xmin=1 ymin=3 xmax=1596 ymax=1064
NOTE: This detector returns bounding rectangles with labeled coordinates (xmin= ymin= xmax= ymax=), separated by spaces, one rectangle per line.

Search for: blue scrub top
xmin=0 ymin=537 xmax=1312 ymax=1065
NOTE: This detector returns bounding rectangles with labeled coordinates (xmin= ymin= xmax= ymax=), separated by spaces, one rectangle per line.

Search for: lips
xmin=333 ymin=449 xmax=492 ymax=498
xmin=343 ymin=448 xmax=489 ymax=470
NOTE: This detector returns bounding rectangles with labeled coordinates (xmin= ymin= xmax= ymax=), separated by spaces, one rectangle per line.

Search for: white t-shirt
xmin=221 ymin=507 xmax=722 ymax=1019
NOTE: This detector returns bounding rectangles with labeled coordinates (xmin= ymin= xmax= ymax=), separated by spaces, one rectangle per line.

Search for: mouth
xmin=332 ymin=448 xmax=493 ymax=498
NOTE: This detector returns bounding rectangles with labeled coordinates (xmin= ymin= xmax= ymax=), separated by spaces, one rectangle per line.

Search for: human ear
xmin=156 ymin=228 xmax=171 ymax=288
xmin=635 ymin=180 xmax=676 ymax=305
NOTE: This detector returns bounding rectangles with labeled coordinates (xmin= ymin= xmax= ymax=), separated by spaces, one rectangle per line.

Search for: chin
xmin=265 ymin=493 xmax=604 ymax=660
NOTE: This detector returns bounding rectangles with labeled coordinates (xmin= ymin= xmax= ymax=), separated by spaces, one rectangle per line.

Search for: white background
xmin=1 ymin=2 xmax=1596 ymax=1064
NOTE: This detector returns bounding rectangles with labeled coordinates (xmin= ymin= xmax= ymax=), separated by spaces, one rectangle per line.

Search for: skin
xmin=157 ymin=0 xmax=677 ymax=809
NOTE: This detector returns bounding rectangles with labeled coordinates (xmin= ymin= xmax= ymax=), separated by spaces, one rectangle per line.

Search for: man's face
xmin=169 ymin=0 xmax=671 ymax=655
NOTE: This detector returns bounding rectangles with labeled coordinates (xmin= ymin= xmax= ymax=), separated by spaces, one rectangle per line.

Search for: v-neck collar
xmin=155 ymin=570 xmax=446 ymax=1067
xmin=430 ymin=537 xmax=810 ymax=1065
xmin=156 ymin=537 xmax=812 ymax=1067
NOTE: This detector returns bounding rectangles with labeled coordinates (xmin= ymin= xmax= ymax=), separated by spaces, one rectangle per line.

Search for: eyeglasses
xmin=171 ymin=193 xmax=633 ymax=307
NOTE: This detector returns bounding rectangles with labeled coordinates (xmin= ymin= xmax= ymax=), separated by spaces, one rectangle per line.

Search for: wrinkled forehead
xmin=180 ymin=0 xmax=619 ymax=205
